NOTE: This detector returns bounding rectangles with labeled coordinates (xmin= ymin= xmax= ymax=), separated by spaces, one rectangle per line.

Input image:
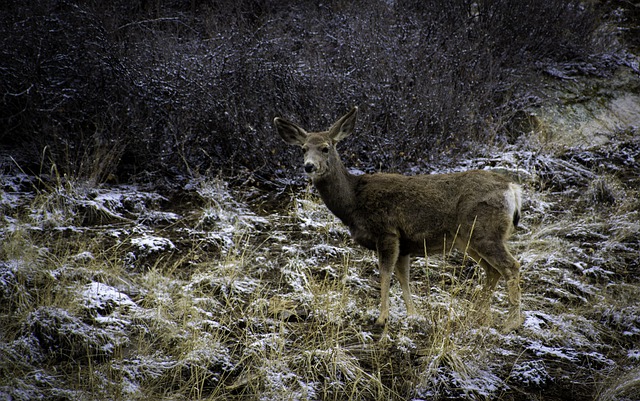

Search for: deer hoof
xmin=501 ymin=311 xmax=524 ymax=333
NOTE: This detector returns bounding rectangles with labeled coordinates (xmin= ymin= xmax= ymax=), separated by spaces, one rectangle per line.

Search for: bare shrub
xmin=1 ymin=0 xmax=609 ymax=182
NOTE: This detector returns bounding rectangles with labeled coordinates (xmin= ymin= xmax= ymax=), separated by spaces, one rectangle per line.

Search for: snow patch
xmin=82 ymin=282 xmax=137 ymax=312
xmin=509 ymin=360 xmax=551 ymax=387
xmin=131 ymin=235 xmax=175 ymax=256
xmin=526 ymin=340 xmax=578 ymax=362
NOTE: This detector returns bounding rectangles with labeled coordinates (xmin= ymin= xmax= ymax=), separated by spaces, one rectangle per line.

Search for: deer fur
xmin=274 ymin=107 xmax=524 ymax=331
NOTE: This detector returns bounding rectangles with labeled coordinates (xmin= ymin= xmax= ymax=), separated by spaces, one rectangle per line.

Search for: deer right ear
xmin=274 ymin=117 xmax=308 ymax=146
xmin=329 ymin=106 xmax=358 ymax=142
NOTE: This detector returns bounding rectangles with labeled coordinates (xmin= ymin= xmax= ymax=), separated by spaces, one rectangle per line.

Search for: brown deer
xmin=274 ymin=107 xmax=524 ymax=331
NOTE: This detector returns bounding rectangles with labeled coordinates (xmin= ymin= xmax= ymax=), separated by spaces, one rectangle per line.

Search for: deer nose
xmin=304 ymin=163 xmax=317 ymax=173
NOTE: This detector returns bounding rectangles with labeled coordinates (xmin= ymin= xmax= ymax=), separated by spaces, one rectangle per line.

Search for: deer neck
xmin=312 ymin=161 xmax=357 ymax=225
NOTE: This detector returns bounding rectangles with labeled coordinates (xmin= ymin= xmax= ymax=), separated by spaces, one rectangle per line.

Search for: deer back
xmin=337 ymin=170 xmax=519 ymax=254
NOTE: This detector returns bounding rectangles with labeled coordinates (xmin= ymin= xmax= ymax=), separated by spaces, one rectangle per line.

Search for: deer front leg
xmin=375 ymin=236 xmax=400 ymax=326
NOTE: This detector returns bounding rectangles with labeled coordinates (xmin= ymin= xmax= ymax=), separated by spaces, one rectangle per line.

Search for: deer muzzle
xmin=304 ymin=162 xmax=318 ymax=174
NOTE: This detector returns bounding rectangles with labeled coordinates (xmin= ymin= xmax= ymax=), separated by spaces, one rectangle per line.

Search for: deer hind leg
xmin=375 ymin=236 xmax=400 ymax=326
xmin=472 ymin=252 xmax=501 ymax=312
xmin=479 ymin=265 xmax=501 ymax=312
xmin=472 ymin=241 xmax=523 ymax=332
xmin=395 ymin=254 xmax=416 ymax=317
xmin=457 ymin=243 xmax=500 ymax=321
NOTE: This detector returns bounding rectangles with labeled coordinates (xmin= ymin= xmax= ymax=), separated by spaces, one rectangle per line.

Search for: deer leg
xmin=457 ymin=243 xmax=500 ymax=322
xmin=395 ymin=254 xmax=416 ymax=317
xmin=375 ymin=236 xmax=400 ymax=326
xmin=503 ymin=264 xmax=523 ymax=332
xmin=474 ymin=256 xmax=501 ymax=312
xmin=456 ymin=240 xmax=490 ymax=304
xmin=474 ymin=262 xmax=501 ymax=325
xmin=473 ymin=242 xmax=523 ymax=332
xmin=478 ymin=265 xmax=501 ymax=310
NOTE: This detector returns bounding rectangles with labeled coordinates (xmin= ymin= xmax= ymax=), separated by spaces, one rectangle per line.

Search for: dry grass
xmin=1 ymin=140 xmax=639 ymax=400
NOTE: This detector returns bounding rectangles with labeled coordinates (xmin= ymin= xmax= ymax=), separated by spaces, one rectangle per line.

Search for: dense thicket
xmin=0 ymin=0 xmax=611 ymax=183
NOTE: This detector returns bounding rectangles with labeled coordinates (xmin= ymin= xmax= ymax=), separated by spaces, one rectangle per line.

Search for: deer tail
xmin=508 ymin=183 xmax=522 ymax=228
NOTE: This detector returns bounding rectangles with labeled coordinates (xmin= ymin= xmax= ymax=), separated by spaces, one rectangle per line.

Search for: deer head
xmin=274 ymin=107 xmax=358 ymax=179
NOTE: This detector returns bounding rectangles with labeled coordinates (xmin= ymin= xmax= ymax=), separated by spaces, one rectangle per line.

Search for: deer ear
xmin=329 ymin=106 xmax=358 ymax=142
xmin=274 ymin=117 xmax=308 ymax=146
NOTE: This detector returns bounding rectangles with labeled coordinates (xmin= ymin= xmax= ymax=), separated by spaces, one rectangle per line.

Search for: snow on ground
xmin=1 ymin=142 xmax=639 ymax=400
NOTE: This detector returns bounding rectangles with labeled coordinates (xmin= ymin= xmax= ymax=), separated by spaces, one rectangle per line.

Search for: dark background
xmin=1 ymin=0 xmax=633 ymax=186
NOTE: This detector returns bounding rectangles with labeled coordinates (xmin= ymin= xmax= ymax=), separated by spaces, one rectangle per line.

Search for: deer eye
xmin=301 ymin=146 xmax=308 ymax=153
xmin=322 ymin=146 xmax=330 ymax=154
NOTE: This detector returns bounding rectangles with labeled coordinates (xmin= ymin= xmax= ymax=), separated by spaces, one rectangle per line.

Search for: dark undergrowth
xmin=1 ymin=0 xmax=623 ymax=185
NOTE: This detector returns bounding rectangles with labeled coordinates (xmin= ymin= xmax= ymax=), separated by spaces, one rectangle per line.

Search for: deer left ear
xmin=329 ymin=107 xmax=357 ymax=142
xmin=274 ymin=117 xmax=308 ymax=146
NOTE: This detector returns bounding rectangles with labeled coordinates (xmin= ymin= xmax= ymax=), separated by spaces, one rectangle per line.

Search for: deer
xmin=274 ymin=107 xmax=524 ymax=332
